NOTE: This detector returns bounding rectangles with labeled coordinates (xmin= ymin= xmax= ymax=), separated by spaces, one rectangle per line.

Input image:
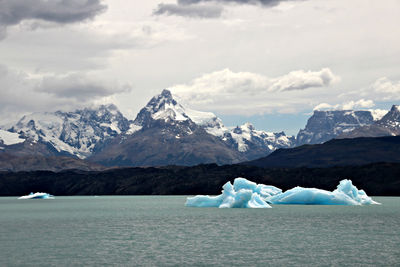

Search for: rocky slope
xmin=339 ymin=105 xmax=400 ymax=138
xmin=296 ymin=110 xmax=382 ymax=146
xmin=0 ymin=153 xmax=105 ymax=172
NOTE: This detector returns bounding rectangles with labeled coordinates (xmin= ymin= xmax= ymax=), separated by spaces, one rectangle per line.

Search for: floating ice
xmin=18 ymin=192 xmax=54 ymax=199
xmin=185 ymin=178 xmax=379 ymax=208
xmin=185 ymin=178 xmax=281 ymax=208
xmin=268 ymin=179 xmax=380 ymax=205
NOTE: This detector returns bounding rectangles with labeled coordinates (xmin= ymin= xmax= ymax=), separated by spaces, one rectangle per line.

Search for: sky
xmin=0 ymin=0 xmax=399 ymax=135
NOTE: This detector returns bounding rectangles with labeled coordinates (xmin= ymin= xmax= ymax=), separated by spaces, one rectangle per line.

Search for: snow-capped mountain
xmin=340 ymin=105 xmax=400 ymax=138
xmin=6 ymin=104 xmax=134 ymax=159
xmin=296 ymin=110 xmax=379 ymax=146
xmin=219 ymin=123 xmax=294 ymax=154
xmin=1 ymin=89 xmax=293 ymax=167
xmin=132 ymin=89 xmax=223 ymax=133
xmin=132 ymin=89 xmax=294 ymax=154
xmin=90 ymin=89 xmax=294 ymax=166
xmin=3 ymin=87 xmax=396 ymax=169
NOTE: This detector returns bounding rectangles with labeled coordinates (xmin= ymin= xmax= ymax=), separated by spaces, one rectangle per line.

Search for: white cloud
xmin=372 ymin=77 xmax=400 ymax=101
xmin=170 ymin=68 xmax=339 ymax=114
xmin=338 ymin=77 xmax=400 ymax=104
xmin=342 ymin=99 xmax=374 ymax=110
xmin=313 ymin=99 xmax=375 ymax=111
xmin=313 ymin=102 xmax=335 ymax=111
xmin=270 ymin=68 xmax=340 ymax=91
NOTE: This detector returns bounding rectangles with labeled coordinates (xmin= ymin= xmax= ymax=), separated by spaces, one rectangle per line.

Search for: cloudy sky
xmin=0 ymin=0 xmax=399 ymax=134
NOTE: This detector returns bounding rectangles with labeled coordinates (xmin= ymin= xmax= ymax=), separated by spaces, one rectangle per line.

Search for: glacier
xmin=18 ymin=192 xmax=54 ymax=200
xmin=185 ymin=178 xmax=379 ymax=208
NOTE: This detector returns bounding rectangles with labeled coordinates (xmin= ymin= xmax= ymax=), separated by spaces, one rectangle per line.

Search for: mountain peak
xmin=134 ymin=89 xmax=188 ymax=128
xmin=377 ymin=104 xmax=400 ymax=128
xmin=160 ymin=89 xmax=173 ymax=98
xmin=391 ymin=105 xmax=400 ymax=113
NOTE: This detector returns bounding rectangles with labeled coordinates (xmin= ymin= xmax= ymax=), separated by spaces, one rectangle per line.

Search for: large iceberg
xmin=18 ymin=192 xmax=54 ymax=199
xmin=267 ymin=179 xmax=379 ymax=205
xmin=185 ymin=178 xmax=281 ymax=208
xmin=185 ymin=178 xmax=379 ymax=208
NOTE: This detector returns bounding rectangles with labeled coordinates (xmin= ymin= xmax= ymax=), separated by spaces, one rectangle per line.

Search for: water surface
xmin=0 ymin=196 xmax=399 ymax=266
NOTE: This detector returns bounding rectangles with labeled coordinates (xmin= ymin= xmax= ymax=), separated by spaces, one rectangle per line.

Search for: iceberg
xmin=18 ymin=192 xmax=54 ymax=200
xmin=185 ymin=178 xmax=282 ymax=208
xmin=185 ymin=178 xmax=379 ymax=208
xmin=267 ymin=179 xmax=380 ymax=205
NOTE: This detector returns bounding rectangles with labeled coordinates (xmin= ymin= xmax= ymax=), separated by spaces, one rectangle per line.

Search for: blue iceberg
xmin=185 ymin=178 xmax=379 ymax=208
xmin=268 ymin=179 xmax=379 ymax=205
xmin=185 ymin=178 xmax=281 ymax=208
xmin=18 ymin=192 xmax=54 ymax=199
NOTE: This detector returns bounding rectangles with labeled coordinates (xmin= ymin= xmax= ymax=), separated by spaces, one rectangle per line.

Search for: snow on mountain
xmin=296 ymin=110 xmax=375 ymax=145
xmin=8 ymin=104 xmax=134 ymax=158
xmin=133 ymin=89 xmax=294 ymax=153
xmin=369 ymin=109 xmax=388 ymax=121
xmin=0 ymin=129 xmax=25 ymax=146
xmin=340 ymin=105 xmax=400 ymax=138
xmin=222 ymin=123 xmax=294 ymax=153
xmin=378 ymin=105 xmax=400 ymax=129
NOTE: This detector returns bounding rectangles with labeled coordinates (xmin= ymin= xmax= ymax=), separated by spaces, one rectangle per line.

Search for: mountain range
xmin=0 ymin=89 xmax=399 ymax=170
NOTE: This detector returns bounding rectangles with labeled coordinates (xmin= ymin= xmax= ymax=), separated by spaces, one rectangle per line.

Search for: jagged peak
xmin=161 ymin=89 xmax=173 ymax=98
xmin=135 ymin=89 xmax=223 ymax=129
xmin=390 ymin=105 xmax=400 ymax=112
xmin=378 ymin=104 xmax=400 ymax=125
xmin=146 ymin=89 xmax=177 ymax=110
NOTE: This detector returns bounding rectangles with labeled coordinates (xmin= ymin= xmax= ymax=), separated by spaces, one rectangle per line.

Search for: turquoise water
xmin=0 ymin=196 xmax=399 ymax=266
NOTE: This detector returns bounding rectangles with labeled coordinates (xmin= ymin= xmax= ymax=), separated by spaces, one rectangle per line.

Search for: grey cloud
xmin=0 ymin=65 xmax=131 ymax=119
xmin=154 ymin=0 xmax=301 ymax=18
xmin=36 ymin=73 xmax=131 ymax=101
xmin=154 ymin=3 xmax=223 ymax=18
xmin=0 ymin=26 xmax=6 ymax=40
xmin=0 ymin=0 xmax=107 ymax=25
xmin=178 ymin=0 xmax=289 ymax=7
xmin=0 ymin=0 xmax=106 ymax=39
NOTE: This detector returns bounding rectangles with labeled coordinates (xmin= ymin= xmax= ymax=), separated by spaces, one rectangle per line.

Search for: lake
xmin=0 ymin=196 xmax=399 ymax=266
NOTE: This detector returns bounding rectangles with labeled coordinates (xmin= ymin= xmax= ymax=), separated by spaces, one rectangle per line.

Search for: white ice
xmin=185 ymin=178 xmax=379 ymax=208
xmin=18 ymin=192 xmax=54 ymax=199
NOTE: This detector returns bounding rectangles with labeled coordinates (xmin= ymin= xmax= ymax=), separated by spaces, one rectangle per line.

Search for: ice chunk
xmin=185 ymin=178 xmax=281 ymax=208
xmin=233 ymin=178 xmax=282 ymax=198
xmin=267 ymin=179 xmax=380 ymax=205
xmin=18 ymin=192 xmax=54 ymax=199
xmin=185 ymin=178 xmax=379 ymax=208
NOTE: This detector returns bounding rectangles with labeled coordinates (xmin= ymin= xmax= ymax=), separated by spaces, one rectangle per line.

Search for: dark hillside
xmin=1 ymin=162 xmax=399 ymax=196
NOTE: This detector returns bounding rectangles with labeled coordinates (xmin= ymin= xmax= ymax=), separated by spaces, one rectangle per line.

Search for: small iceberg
xmin=185 ymin=178 xmax=379 ymax=208
xmin=18 ymin=192 xmax=54 ymax=200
